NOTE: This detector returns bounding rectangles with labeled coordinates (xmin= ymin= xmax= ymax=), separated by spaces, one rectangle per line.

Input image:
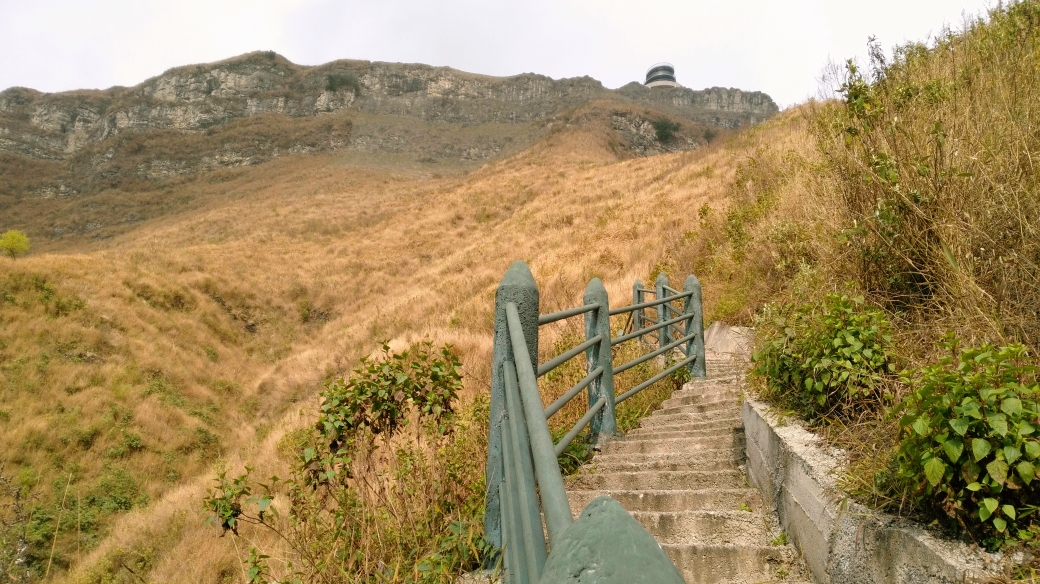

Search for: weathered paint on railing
xmin=485 ymin=260 xmax=705 ymax=583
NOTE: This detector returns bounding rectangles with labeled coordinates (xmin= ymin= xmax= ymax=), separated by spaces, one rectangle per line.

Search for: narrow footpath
xmin=566 ymin=355 xmax=809 ymax=584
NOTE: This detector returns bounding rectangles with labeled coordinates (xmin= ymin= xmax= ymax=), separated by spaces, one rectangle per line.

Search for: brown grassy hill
xmin=0 ymin=52 xmax=777 ymax=251
xmin=0 ymin=91 xmax=808 ymax=581
xmin=14 ymin=5 xmax=1031 ymax=579
xmin=2 ymin=100 xmax=730 ymax=255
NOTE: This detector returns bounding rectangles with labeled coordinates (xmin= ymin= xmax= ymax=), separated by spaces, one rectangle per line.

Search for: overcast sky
xmin=0 ymin=0 xmax=992 ymax=108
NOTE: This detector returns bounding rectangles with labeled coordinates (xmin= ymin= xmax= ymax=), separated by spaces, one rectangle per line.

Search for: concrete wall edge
xmin=741 ymin=397 xmax=1003 ymax=584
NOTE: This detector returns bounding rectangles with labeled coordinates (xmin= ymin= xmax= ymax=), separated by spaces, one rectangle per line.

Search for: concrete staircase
xmin=565 ymin=357 xmax=809 ymax=584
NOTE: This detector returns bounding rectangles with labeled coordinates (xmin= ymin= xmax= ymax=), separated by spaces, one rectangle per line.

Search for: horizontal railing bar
xmin=537 ymin=335 xmax=603 ymax=378
xmin=637 ymin=288 xmax=656 ymax=294
xmin=538 ymin=304 xmax=601 ymax=326
xmin=613 ymin=331 xmax=697 ymax=375
xmin=544 ymin=366 xmax=604 ymax=419
xmin=608 ymin=291 xmax=693 ymax=316
xmin=663 ymin=285 xmax=682 ymax=294
xmin=554 ymin=396 xmax=606 ymax=457
xmin=611 ymin=313 xmax=692 ymax=346
xmin=643 ymin=316 xmax=658 ymax=324
xmin=616 ymin=355 xmax=697 ymax=404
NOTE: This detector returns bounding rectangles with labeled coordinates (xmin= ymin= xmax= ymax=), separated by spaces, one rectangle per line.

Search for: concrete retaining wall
xmin=742 ymin=398 xmax=1002 ymax=584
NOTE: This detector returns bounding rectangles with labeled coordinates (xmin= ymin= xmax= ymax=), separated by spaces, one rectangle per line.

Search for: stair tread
xmin=556 ymin=357 xmax=807 ymax=583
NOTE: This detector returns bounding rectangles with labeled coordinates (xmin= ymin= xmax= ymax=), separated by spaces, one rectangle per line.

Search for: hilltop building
xmin=644 ymin=63 xmax=679 ymax=88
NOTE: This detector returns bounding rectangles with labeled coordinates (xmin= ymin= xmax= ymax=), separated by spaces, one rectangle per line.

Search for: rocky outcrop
xmin=0 ymin=51 xmax=779 ymax=163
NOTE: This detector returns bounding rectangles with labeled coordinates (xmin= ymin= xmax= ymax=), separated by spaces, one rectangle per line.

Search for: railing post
xmin=631 ymin=279 xmax=644 ymax=337
xmin=655 ymin=273 xmax=670 ymax=350
xmin=486 ymin=261 xmax=539 ymax=553
xmin=584 ymin=278 xmax=616 ymax=446
xmin=683 ymin=274 xmax=707 ymax=378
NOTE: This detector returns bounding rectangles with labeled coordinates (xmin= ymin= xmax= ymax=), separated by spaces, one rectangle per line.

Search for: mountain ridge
xmin=0 ymin=51 xmax=778 ymax=162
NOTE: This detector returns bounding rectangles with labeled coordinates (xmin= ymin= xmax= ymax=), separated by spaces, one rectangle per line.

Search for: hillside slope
xmin=0 ymin=86 xmax=805 ymax=581
xmin=0 ymin=52 xmax=778 ymax=250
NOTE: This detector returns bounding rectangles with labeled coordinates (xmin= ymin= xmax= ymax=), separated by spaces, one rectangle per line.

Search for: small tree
xmin=0 ymin=230 xmax=29 ymax=259
xmin=651 ymin=117 xmax=681 ymax=144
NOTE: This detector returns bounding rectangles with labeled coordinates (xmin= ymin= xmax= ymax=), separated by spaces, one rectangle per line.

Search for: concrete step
xmin=652 ymin=401 xmax=742 ymax=417
xmin=556 ymin=354 xmax=809 ymax=584
xmin=592 ymin=448 xmax=743 ymax=468
xmin=646 ymin=409 xmax=745 ymax=426
xmin=602 ymin=435 xmax=746 ymax=455
xmin=662 ymin=391 xmax=743 ymax=408
xmin=588 ymin=452 xmax=741 ymax=473
xmin=619 ymin=421 xmax=744 ymax=436
xmin=627 ymin=416 xmax=742 ymax=436
xmin=629 ymin=510 xmax=771 ymax=546
xmin=567 ymin=488 xmax=762 ymax=516
xmin=662 ymin=543 xmax=805 ymax=584
xmin=567 ymin=469 xmax=746 ymax=491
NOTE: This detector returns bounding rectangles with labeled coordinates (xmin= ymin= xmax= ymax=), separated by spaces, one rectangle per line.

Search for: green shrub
xmin=753 ymin=292 xmax=895 ymax=422
xmin=315 ymin=341 xmax=461 ymax=469
xmin=651 ymin=118 xmax=680 ymax=143
xmin=86 ymin=469 xmax=147 ymax=515
xmin=893 ymin=338 xmax=1040 ymax=550
xmin=0 ymin=230 xmax=29 ymax=259
xmin=203 ymin=342 xmax=488 ymax=583
xmin=325 ymin=73 xmax=361 ymax=95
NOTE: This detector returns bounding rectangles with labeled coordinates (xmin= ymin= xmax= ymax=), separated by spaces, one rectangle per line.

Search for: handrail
xmin=501 ymin=360 xmax=547 ymax=581
xmin=555 ymin=397 xmax=606 ymax=456
xmin=545 ymin=366 xmax=603 ymax=419
xmin=611 ymin=313 xmax=691 ymax=346
xmin=616 ymin=355 xmax=698 ymax=404
xmin=485 ymin=261 xmax=705 ymax=583
xmin=537 ymin=334 xmax=603 ymax=377
xmin=614 ymin=331 xmax=698 ymax=375
xmin=538 ymin=303 xmax=600 ymax=326
xmin=608 ymin=291 xmax=692 ymax=315
xmin=504 ymin=302 xmax=573 ymax=546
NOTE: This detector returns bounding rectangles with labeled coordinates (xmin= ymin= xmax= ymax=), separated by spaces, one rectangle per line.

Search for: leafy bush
xmin=753 ymin=292 xmax=895 ymax=422
xmin=893 ymin=339 xmax=1040 ymax=550
xmin=314 ymin=342 xmax=461 ymax=476
xmin=203 ymin=342 xmax=490 ymax=583
xmin=0 ymin=230 xmax=29 ymax=259
xmin=325 ymin=73 xmax=361 ymax=95
xmin=651 ymin=117 xmax=680 ymax=143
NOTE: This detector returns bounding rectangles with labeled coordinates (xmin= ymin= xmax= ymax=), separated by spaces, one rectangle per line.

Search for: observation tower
xmin=644 ymin=63 xmax=678 ymax=88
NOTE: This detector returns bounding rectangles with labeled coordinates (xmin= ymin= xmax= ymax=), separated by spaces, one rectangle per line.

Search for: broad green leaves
xmin=752 ymin=292 xmax=894 ymax=422
xmin=924 ymin=457 xmax=946 ymax=486
xmin=973 ymin=438 xmax=992 ymax=461
xmin=894 ymin=338 xmax=1040 ymax=550
xmin=942 ymin=438 xmax=963 ymax=463
xmin=317 ymin=341 xmax=463 ymax=447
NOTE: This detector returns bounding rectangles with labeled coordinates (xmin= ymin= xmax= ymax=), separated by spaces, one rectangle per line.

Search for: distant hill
xmin=0 ymin=51 xmax=777 ymax=161
xmin=0 ymin=52 xmax=777 ymax=244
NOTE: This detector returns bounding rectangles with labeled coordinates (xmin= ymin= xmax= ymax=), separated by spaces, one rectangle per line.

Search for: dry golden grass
xmin=0 ymin=98 xmax=806 ymax=582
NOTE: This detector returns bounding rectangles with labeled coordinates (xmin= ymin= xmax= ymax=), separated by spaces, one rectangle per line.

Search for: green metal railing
xmin=484 ymin=261 xmax=704 ymax=583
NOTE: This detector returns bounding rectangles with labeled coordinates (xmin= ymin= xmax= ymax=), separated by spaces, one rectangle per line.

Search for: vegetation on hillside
xmin=742 ymin=0 xmax=1040 ymax=569
xmin=5 ymin=1 xmax=1038 ymax=578
xmin=0 ymin=91 xmax=755 ymax=582
xmin=0 ymin=230 xmax=29 ymax=258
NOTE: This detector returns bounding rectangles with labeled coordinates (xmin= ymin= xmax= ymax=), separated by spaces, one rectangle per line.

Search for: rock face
xmin=0 ymin=51 xmax=778 ymax=164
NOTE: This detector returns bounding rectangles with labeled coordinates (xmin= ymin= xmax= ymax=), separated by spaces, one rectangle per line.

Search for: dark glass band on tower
xmin=644 ymin=63 xmax=677 ymax=87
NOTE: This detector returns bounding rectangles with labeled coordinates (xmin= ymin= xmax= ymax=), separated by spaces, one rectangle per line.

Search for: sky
xmin=0 ymin=0 xmax=994 ymax=108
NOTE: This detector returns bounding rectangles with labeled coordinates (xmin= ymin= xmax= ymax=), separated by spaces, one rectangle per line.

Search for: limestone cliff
xmin=0 ymin=51 xmax=777 ymax=164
